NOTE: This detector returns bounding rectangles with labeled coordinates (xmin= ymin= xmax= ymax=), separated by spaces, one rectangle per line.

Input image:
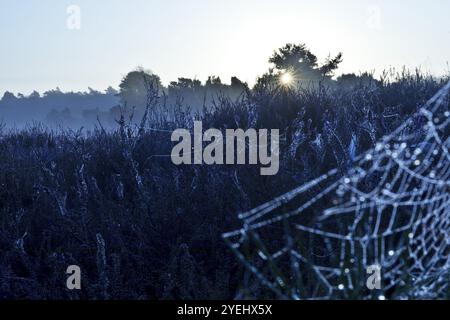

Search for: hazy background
xmin=1 ymin=0 xmax=449 ymax=96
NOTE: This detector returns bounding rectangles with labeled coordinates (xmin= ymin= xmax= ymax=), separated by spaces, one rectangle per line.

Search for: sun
xmin=280 ymin=72 xmax=294 ymax=86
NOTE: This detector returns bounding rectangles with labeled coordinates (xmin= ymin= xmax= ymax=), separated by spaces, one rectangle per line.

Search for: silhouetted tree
xmin=119 ymin=68 xmax=162 ymax=110
xmin=205 ymin=76 xmax=222 ymax=87
xmin=29 ymin=91 xmax=41 ymax=99
xmin=105 ymin=86 xmax=119 ymax=95
xmin=230 ymin=76 xmax=248 ymax=91
xmin=320 ymin=53 xmax=344 ymax=77
xmin=43 ymin=87 xmax=63 ymax=97
xmin=269 ymin=43 xmax=343 ymax=80
xmin=169 ymin=78 xmax=201 ymax=89
xmin=1 ymin=91 xmax=17 ymax=102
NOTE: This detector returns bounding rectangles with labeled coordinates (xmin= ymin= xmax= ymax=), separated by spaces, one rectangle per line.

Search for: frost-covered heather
xmin=0 ymin=72 xmax=447 ymax=299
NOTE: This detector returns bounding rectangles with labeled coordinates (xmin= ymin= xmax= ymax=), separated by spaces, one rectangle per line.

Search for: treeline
xmin=0 ymin=43 xmax=377 ymax=130
xmin=0 ymin=71 xmax=249 ymax=129
xmin=0 ymin=87 xmax=119 ymax=128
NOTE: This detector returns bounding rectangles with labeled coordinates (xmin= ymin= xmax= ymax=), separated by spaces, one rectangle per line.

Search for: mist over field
xmin=0 ymin=71 xmax=249 ymax=129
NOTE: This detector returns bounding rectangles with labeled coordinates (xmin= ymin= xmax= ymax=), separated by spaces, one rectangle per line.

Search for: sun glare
xmin=280 ymin=72 xmax=293 ymax=86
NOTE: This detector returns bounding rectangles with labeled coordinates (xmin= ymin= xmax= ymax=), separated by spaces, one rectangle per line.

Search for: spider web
xmin=223 ymin=81 xmax=450 ymax=300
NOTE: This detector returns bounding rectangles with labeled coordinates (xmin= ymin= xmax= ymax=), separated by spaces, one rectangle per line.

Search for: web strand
xmin=223 ymin=81 xmax=450 ymax=300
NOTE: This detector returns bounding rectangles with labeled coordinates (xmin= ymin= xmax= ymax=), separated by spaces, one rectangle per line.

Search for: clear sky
xmin=1 ymin=0 xmax=449 ymax=96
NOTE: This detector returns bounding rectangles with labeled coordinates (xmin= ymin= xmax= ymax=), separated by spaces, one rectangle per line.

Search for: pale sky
xmin=1 ymin=0 xmax=449 ymax=96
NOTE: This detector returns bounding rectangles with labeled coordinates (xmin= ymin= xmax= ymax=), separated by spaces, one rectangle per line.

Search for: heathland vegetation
xmin=0 ymin=44 xmax=448 ymax=299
